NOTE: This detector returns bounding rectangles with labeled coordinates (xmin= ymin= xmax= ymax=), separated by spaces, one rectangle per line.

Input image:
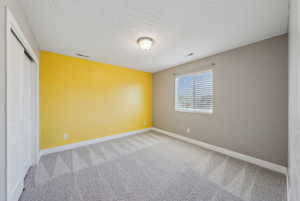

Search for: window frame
xmin=175 ymin=69 xmax=214 ymax=114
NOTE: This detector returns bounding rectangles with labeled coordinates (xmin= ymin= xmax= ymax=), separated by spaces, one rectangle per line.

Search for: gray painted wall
xmin=288 ymin=0 xmax=300 ymax=199
xmin=153 ymin=35 xmax=288 ymax=166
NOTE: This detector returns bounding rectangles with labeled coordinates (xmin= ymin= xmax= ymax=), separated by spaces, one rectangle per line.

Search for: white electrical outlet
xmin=64 ymin=133 xmax=69 ymax=140
xmin=144 ymin=121 xmax=147 ymax=126
xmin=186 ymin=128 xmax=190 ymax=133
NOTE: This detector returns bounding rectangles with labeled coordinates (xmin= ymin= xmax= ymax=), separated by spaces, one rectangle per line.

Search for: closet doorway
xmin=6 ymin=9 xmax=39 ymax=201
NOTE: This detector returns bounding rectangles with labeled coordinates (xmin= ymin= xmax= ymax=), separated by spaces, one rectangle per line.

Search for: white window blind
xmin=175 ymin=70 xmax=213 ymax=113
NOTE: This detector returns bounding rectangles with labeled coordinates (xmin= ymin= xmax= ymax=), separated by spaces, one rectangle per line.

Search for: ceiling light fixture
xmin=137 ymin=37 xmax=154 ymax=50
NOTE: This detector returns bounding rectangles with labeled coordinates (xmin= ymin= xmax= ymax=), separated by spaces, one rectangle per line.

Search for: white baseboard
xmin=287 ymin=174 xmax=290 ymax=201
xmin=8 ymin=177 xmax=24 ymax=201
xmin=40 ymin=128 xmax=151 ymax=156
xmin=152 ymin=127 xmax=287 ymax=175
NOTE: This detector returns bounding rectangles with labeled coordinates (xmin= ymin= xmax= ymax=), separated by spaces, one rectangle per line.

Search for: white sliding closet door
xmin=7 ymin=31 xmax=35 ymax=201
xmin=23 ymin=56 xmax=35 ymax=174
xmin=7 ymin=31 xmax=26 ymax=201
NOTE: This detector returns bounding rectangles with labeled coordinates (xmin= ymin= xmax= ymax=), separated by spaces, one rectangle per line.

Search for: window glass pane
xmin=193 ymin=71 xmax=213 ymax=110
xmin=177 ymin=76 xmax=193 ymax=109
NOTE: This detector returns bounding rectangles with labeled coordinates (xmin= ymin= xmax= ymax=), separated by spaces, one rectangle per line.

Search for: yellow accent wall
xmin=40 ymin=51 xmax=152 ymax=149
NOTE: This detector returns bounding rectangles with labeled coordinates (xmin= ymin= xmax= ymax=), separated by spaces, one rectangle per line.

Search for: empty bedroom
xmin=1 ymin=0 xmax=300 ymax=201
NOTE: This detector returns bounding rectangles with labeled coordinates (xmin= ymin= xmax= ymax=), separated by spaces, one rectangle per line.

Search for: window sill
xmin=175 ymin=109 xmax=213 ymax=114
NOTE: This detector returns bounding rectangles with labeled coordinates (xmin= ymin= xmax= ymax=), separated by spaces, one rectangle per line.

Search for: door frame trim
xmin=5 ymin=7 xmax=40 ymax=201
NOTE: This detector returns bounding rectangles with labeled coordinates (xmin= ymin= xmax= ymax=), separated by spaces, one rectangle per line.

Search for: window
xmin=175 ymin=70 xmax=213 ymax=113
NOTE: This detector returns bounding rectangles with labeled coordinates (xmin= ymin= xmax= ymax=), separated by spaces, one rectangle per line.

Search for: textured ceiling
xmin=21 ymin=0 xmax=288 ymax=72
